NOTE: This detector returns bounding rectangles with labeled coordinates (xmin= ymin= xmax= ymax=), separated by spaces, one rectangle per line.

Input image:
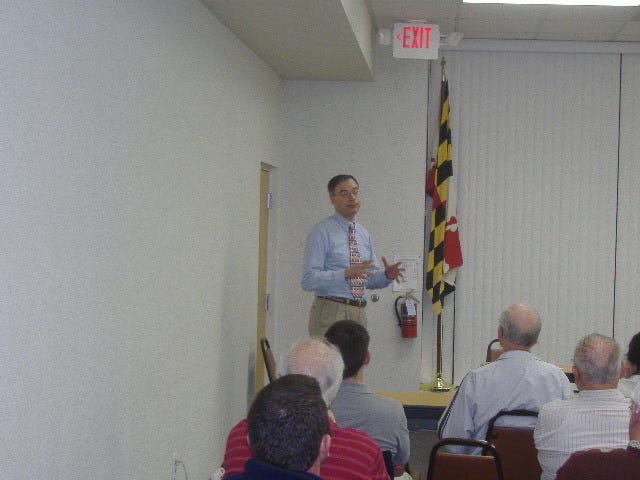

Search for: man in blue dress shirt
xmin=302 ymin=174 xmax=403 ymax=336
xmin=437 ymin=303 xmax=573 ymax=454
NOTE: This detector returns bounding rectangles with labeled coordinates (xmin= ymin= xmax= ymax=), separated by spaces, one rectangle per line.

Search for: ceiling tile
xmin=460 ymin=4 xmax=548 ymax=20
xmin=540 ymin=18 xmax=627 ymax=36
xmin=460 ymin=18 xmax=541 ymax=36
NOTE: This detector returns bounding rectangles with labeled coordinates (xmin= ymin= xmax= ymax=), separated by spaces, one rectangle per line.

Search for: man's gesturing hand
xmin=382 ymin=256 xmax=404 ymax=281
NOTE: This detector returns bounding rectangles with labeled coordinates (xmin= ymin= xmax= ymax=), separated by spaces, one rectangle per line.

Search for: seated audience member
xmin=555 ymin=383 xmax=640 ymax=480
xmin=223 ymin=337 xmax=390 ymax=480
xmin=226 ymin=374 xmax=330 ymax=480
xmin=437 ymin=303 xmax=572 ymax=452
xmin=619 ymin=332 xmax=640 ymax=397
xmin=325 ymin=320 xmax=410 ymax=477
xmin=534 ymin=333 xmax=630 ymax=480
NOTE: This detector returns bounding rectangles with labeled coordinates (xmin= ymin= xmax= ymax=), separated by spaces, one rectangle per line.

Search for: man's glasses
xmin=334 ymin=188 xmax=360 ymax=198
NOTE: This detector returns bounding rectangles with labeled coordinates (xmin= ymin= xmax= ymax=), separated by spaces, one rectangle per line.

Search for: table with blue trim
xmin=375 ymin=390 xmax=454 ymax=431
xmin=376 ymin=365 xmax=573 ymax=432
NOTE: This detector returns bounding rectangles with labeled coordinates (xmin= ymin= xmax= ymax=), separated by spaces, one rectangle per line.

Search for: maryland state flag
xmin=426 ymin=75 xmax=463 ymax=316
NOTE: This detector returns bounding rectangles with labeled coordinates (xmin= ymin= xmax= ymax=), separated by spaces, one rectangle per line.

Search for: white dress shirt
xmin=534 ymin=389 xmax=631 ymax=480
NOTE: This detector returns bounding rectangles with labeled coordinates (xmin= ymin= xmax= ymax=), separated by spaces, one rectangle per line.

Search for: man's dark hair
xmin=247 ymin=374 xmax=329 ymax=472
xmin=327 ymin=175 xmax=358 ymax=195
xmin=325 ymin=320 xmax=369 ymax=379
xmin=627 ymin=332 xmax=640 ymax=373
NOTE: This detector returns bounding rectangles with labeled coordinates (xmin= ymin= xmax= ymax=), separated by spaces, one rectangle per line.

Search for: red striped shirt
xmin=223 ymin=418 xmax=389 ymax=480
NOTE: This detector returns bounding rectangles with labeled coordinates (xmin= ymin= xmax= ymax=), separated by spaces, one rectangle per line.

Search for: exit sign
xmin=392 ymin=23 xmax=440 ymax=59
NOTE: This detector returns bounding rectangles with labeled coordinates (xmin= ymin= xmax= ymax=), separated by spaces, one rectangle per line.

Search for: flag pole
xmin=423 ymin=312 xmax=452 ymax=391
xmin=422 ymin=56 xmax=453 ymax=393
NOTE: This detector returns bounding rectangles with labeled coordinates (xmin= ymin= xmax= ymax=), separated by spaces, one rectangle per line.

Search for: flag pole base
xmin=421 ymin=372 xmax=453 ymax=392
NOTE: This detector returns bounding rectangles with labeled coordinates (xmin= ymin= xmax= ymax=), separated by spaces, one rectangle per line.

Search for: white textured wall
xmin=274 ymin=45 xmax=640 ymax=391
xmin=428 ymin=50 xmax=627 ymax=384
xmin=274 ymin=47 xmax=428 ymax=391
xmin=4 ymin=6 xmax=639 ymax=476
xmin=615 ymin=54 xmax=640 ymax=354
xmin=0 ymin=1 xmax=280 ymax=478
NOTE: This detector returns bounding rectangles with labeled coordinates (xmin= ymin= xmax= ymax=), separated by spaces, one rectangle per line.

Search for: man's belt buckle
xmin=350 ymin=298 xmax=366 ymax=307
xmin=320 ymin=296 xmax=367 ymax=308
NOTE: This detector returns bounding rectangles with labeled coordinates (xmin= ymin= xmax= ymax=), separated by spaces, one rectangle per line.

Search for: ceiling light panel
xmin=464 ymin=0 xmax=640 ymax=5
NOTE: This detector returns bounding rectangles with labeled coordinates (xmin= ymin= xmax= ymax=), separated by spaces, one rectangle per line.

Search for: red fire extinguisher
xmin=394 ymin=294 xmax=418 ymax=338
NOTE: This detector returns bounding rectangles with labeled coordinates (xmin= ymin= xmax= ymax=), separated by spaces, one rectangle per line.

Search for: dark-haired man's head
xmin=247 ymin=374 xmax=330 ymax=473
xmin=625 ymin=332 xmax=640 ymax=375
xmin=327 ymin=175 xmax=360 ymax=221
xmin=327 ymin=175 xmax=358 ymax=195
xmin=325 ymin=320 xmax=369 ymax=379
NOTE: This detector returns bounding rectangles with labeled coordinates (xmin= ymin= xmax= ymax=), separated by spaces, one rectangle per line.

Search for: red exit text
xmin=397 ymin=26 xmax=433 ymax=49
